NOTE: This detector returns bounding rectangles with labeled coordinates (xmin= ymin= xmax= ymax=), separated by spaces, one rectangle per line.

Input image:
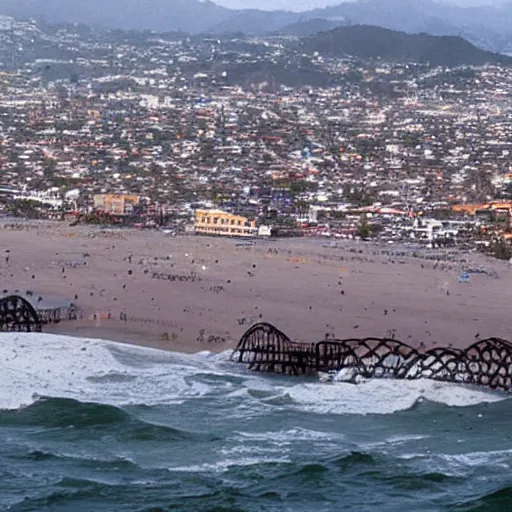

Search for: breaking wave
xmin=2 ymin=333 xmax=512 ymax=511
xmin=0 ymin=333 xmax=508 ymax=414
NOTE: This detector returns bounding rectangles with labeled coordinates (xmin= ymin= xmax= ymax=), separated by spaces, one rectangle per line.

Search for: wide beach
xmin=1 ymin=221 xmax=512 ymax=352
xmin=3 ymin=222 xmax=512 ymax=512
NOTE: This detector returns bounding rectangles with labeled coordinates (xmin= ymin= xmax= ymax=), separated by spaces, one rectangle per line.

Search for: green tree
xmin=356 ymin=214 xmax=371 ymax=238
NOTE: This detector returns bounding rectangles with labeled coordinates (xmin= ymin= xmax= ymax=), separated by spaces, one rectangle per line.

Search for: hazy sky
xmin=214 ymin=0 xmax=508 ymax=11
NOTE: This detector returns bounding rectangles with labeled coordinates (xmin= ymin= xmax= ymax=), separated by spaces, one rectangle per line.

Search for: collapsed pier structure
xmin=0 ymin=295 xmax=42 ymax=332
xmin=232 ymin=323 xmax=512 ymax=392
xmin=0 ymin=292 xmax=80 ymax=332
xmin=0 ymin=291 xmax=79 ymax=326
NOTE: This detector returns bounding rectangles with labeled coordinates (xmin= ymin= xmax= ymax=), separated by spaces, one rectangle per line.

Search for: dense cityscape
xmin=0 ymin=16 xmax=512 ymax=257
xmin=5 ymin=4 xmax=512 ymax=511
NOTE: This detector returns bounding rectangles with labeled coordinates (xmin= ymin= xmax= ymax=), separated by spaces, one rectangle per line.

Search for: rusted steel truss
xmin=0 ymin=295 xmax=42 ymax=332
xmin=232 ymin=323 xmax=512 ymax=392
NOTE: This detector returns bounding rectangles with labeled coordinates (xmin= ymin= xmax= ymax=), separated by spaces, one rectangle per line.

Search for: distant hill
xmin=3 ymin=0 xmax=512 ymax=54
xmin=279 ymin=18 xmax=346 ymax=37
xmin=295 ymin=0 xmax=512 ymax=54
xmin=298 ymin=25 xmax=512 ymax=67
xmin=206 ymin=9 xmax=298 ymax=35
xmin=0 ymin=0 xmax=232 ymax=33
xmin=308 ymin=0 xmax=459 ymax=35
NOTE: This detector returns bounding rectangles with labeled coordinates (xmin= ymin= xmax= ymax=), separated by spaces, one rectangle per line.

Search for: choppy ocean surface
xmin=1 ymin=334 xmax=512 ymax=512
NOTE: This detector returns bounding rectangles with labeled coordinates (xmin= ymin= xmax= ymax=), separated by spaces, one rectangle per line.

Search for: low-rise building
xmin=195 ymin=209 xmax=257 ymax=237
xmin=93 ymin=194 xmax=140 ymax=215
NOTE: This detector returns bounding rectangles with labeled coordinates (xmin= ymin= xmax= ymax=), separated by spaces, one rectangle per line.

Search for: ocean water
xmin=1 ymin=334 xmax=512 ymax=512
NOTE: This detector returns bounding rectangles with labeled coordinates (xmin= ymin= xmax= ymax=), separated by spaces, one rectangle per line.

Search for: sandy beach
xmin=1 ymin=221 xmax=512 ymax=352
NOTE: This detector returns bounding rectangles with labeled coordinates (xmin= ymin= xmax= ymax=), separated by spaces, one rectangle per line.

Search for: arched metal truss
xmin=0 ymin=295 xmax=42 ymax=332
xmin=232 ymin=323 xmax=512 ymax=392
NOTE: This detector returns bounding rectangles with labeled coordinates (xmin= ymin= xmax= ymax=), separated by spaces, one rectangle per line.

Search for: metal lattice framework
xmin=0 ymin=295 xmax=42 ymax=332
xmin=233 ymin=322 xmax=317 ymax=376
xmin=232 ymin=323 xmax=512 ymax=392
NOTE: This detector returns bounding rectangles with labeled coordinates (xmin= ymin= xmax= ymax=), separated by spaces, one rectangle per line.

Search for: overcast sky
xmin=214 ymin=0 xmax=509 ymax=11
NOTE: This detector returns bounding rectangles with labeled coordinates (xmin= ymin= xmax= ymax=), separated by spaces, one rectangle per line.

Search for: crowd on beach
xmin=1 ymin=223 xmax=509 ymax=351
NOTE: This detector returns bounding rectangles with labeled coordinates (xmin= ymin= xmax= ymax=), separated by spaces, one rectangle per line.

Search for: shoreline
xmin=1 ymin=223 xmax=512 ymax=353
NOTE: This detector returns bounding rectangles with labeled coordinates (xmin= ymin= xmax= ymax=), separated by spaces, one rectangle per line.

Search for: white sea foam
xmin=437 ymin=450 xmax=512 ymax=470
xmin=394 ymin=449 xmax=512 ymax=476
xmin=0 ymin=333 xmax=508 ymax=413
xmin=283 ymin=377 xmax=506 ymax=415
xmin=236 ymin=427 xmax=345 ymax=443
xmin=0 ymin=333 xmax=223 ymax=410
xmin=166 ymin=456 xmax=291 ymax=473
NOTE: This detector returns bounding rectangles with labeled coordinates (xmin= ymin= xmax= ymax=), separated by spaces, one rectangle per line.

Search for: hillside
xmin=206 ymin=9 xmax=298 ymax=35
xmin=2 ymin=0 xmax=512 ymax=54
xmin=0 ymin=0 xmax=232 ymax=33
xmin=279 ymin=18 xmax=346 ymax=37
xmin=298 ymin=25 xmax=512 ymax=67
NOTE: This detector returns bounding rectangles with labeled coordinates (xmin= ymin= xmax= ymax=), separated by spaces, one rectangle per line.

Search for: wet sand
xmin=1 ymin=222 xmax=512 ymax=352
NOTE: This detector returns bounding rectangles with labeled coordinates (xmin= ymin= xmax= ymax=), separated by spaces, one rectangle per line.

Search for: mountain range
xmin=299 ymin=25 xmax=512 ymax=66
xmin=1 ymin=0 xmax=512 ymax=52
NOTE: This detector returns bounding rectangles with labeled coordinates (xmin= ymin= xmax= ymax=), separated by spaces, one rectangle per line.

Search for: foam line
xmin=0 ymin=333 xmax=507 ymax=413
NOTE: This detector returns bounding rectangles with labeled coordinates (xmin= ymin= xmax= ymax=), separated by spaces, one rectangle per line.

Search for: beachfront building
xmin=195 ymin=209 xmax=257 ymax=237
xmin=93 ymin=194 xmax=140 ymax=215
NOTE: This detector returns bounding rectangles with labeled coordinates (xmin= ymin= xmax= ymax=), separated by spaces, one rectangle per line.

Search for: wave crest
xmin=0 ymin=333 xmax=507 ymax=416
